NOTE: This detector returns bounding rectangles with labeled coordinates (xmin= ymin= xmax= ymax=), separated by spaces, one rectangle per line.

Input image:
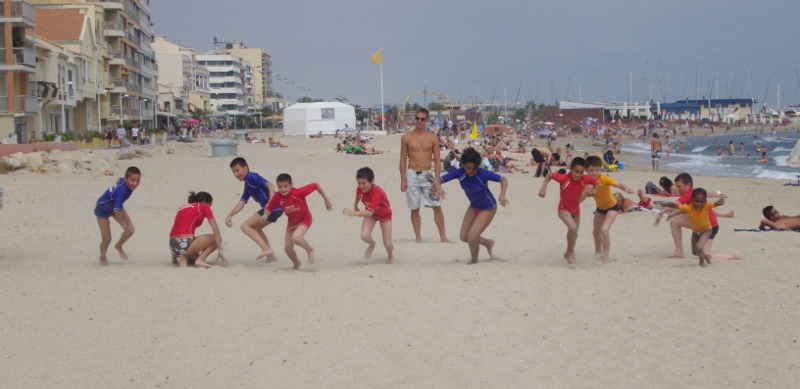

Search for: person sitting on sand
xmin=659 ymin=176 xmax=680 ymax=196
xmin=335 ymin=143 xmax=344 ymax=153
xmin=269 ymin=137 xmax=288 ymax=148
xmin=760 ymin=206 xmax=800 ymax=230
xmin=169 ymin=191 xmax=227 ymax=268
xmin=613 ymin=190 xmax=657 ymax=214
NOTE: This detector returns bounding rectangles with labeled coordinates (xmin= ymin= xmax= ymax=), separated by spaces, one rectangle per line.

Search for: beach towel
xmin=733 ymin=228 xmax=800 ymax=232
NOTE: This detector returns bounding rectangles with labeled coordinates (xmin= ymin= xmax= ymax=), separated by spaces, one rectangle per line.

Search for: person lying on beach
xmin=760 ymin=206 xmax=800 ymax=230
xmin=613 ymin=190 xmax=657 ymax=214
xmin=269 ymin=137 xmax=288 ymax=148
xmin=169 ymin=191 xmax=226 ymax=268
xmin=94 ymin=166 xmax=140 ymax=265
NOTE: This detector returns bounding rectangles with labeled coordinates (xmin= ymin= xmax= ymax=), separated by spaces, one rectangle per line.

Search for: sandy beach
xmin=1 ymin=131 xmax=798 ymax=388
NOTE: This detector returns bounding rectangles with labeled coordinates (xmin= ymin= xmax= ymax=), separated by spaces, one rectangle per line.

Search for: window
xmin=321 ymin=108 xmax=334 ymax=120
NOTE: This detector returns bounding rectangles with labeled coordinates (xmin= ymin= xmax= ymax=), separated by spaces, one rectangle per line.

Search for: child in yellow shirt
xmin=584 ymin=156 xmax=634 ymax=263
xmin=656 ymin=188 xmax=726 ymax=267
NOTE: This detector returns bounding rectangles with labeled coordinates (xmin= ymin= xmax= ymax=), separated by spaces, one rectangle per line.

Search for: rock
xmin=134 ymin=148 xmax=153 ymax=158
xmin=166 ymin=147 xmax=176 ymax=154
xmin=1 ymin=156 xmax=21 ymax=170
xmin=9 ymin=152 xmax=29 ymax=169
xmin=116 ymin=149 xmax=137 ymax=160
xmin=27 ymin=153 xmax=44 ymax=170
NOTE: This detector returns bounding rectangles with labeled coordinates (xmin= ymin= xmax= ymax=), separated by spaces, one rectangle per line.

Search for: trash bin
xmin=234 ymin=130 xmax=247 ymax=141
xmin=210 ymin=138 xmax=239 ymax=158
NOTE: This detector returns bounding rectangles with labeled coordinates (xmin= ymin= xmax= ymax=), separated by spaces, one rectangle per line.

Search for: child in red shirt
xmin=262 ymin=173 xmax=333 ymax=269
xmin=343 ymin=167 xmax=395 ymax=263
xmin=169 ymin=191 xmax=226 ymax=268
xmin=538 ymin=157 xmax=597 ymax=264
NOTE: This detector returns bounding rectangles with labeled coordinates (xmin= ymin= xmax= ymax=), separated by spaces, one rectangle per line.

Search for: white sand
xmin=1 ymin=134 xmax=798 ymax=388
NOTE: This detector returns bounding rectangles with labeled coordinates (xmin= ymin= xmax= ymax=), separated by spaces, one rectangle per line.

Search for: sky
xmin=151 ymin=0 xmax=800 ymax=109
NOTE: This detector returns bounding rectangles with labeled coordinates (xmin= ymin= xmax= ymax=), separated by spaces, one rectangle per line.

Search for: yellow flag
xmin=370 ymin=49 xmax=382 ymax=65
xmin=470 ymin=122 xmax=478 ymax=139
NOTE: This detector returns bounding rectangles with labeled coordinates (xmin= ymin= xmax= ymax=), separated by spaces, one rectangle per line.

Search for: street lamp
xmin=60 ymin=80 xmax=73 ymax=133
xmin=122 ymin=94 xmax=130 ymax=126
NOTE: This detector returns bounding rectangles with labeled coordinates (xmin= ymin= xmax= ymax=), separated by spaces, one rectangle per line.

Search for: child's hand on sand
xmin=217 ymin=252 xmax=228 ymax=266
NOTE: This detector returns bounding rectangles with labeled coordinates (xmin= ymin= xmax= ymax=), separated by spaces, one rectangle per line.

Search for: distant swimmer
xmin=760 ymin=206 xmax=800 ymax=230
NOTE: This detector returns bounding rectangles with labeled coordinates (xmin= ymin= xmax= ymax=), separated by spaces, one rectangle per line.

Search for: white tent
xmin=283 ymin=102 xmax=356 ymax=137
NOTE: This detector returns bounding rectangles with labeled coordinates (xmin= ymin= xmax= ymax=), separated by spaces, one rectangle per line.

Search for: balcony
xmin=96 ymin=0 xmax=124 ymax=11
xmin=0 ymin=48 xmax=36 ymax=73
xmin=127 ymin=32 xmax=141 ymax=46
xmin=104 ymin=22 xmax=125 ymax=37
xmin=125 ymin=5 xmax=140 ymax=24
xmin=0 ymin=95 xmax=37 ymax=114
xmin=126 ymin=83 xmax=142 ymax=93
xmin=141 ymin=86 xmax=154 ymax=97
xmin=0 ymin=0 xmax=35 ymax=28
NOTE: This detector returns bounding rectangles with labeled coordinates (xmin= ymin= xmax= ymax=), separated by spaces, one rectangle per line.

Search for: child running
xmin=343 ymin=167 xmax=395 ymax=263
xmin=436 ymin=147 xmax=508 ymax=264
xmin=262 ymin=174 xmax=334 ymax=269
xmin=585 ymin=156 xmax=634 ymax=263
xmin=169 ymin=191 xmax=227 ymax=268
xmin=94 ymin=166 xmax=140 ymax=265
xmin=225 ymin=157 xmax=282 ymax=262
xmin=538 ymin=157 xmax=597 ymax=264
xmin=656 ymin=188 xmax=726 ymax=267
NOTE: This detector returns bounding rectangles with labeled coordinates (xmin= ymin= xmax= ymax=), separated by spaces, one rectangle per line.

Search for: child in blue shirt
xmin=94 ymin=166 xmax=140 ymax=265
xmin=225 ymin=157 xmax=283 ymax=262
xmin=437 ymin=148 xmax=509 ymax=264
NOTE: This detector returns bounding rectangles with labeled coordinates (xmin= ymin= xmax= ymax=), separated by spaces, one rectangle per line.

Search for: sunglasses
xmin=415 ymin=117 xmax=427 ymax=121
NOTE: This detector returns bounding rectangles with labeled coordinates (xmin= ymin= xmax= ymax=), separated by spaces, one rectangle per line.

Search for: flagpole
xmin=379 ymin=47 xmax=385 ymax=134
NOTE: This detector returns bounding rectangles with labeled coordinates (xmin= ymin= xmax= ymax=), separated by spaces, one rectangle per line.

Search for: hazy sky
xmin=151 ymin=0 xmax=800 ymax=109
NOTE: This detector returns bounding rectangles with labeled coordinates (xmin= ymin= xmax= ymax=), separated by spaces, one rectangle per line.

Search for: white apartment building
xmin=196 ymin=54 xmax=244 ymax=113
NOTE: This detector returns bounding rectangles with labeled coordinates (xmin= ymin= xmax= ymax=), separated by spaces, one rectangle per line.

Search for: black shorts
xmin=257 ymin=208 xmax=283 ymax=223
xmin=709 ymin=224 xmax=719 ymax=239
xmin=595 ymin=203 xmax=620 ymax=215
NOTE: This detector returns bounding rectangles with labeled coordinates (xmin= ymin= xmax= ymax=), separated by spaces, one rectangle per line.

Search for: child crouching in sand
xmin=169 ymin=191 xmax=227 ymax=268
xmin=262 ymin=174 xmax=333 ymax=269
xmin=343 ymin=167 xmax=395 ymax=263
xmin=656 ymin=188 xmax=726 ymax=267
xmin=94 ymin=166 xmax=140 ymax=265
xmin=538 ymin=157 xmax=597 ymax=264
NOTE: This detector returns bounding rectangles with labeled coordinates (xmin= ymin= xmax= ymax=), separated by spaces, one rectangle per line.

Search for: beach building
xmin=546 ymin=101 xmax=652 ymax=123
xmin=216 ymin=42 xmax=272 ymax=111
xmin=152 ymin=35 xmax=210 ymax=127
xmin=0 ymin=0 xmax=36 ymax=143
xmin=657 ymin=99 xmax=756 ymax=121
xmin=196 ymin=53 xmax=245 ymax=113
xmin=35 ymin=8 xmax=102 ymax=135
xmin=283 ymin=102 xmax=355 ymax=137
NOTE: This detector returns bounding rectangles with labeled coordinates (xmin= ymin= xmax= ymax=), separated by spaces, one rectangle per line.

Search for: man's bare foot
xmin=665 ymin=251 xmax=685 ymax=259
xmin=195 ymin=260 xmax=213 ymax=269
xmin=257 ymin=249 xmax=275 ymax=261
xmin=564 ymin=252 xmax=576 ymax=264
xmin=486 ymin=239 xmax=495 ymax=260
xmin=307 ymin=249 xmax=316 ymax=266
xmin=115 ymin=245 xmax=128 ymax=260
xmin=99 ymin=254 xmax=109 ymax=265
xmin=364 ymin=243 xmax=375 ymax=259
xmin=440 ymin=237 xmax=455 ymax=243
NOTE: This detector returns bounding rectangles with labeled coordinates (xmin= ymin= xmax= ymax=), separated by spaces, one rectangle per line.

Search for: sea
xmin=622 ymin=129 xmax=800 ymax=181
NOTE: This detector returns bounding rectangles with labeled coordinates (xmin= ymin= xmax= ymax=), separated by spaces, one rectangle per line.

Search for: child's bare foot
xmin=415 ymin=237 xmax=423 ymax=243
xmin=665 ymin=251 xmax=685 ymax=259
xmin=178 ymin=255 xmax=187 ymax=268
xmin=257 ymin=249 xmax=274 ymax=261
xmin=307 ymin=249 xmax=316 ymax=266
xmin=291 ymin=258 xmax=301 ymax=270
xmin=593 ymin=252 xmax=604 ymax=261
xmin=699 ymin=257 xmax=706 ymax=267
xmin=731 ymin=251 xmax=745 ymax=260
xmin=467 ymin=258 xmax=479 ymax=265
xmin=115 ymin=245 xmax=129 ymax=260
xmin=364 ymin=243 xmax=375 ymax=259
xmin=564 ymin=252 xmax=576 ymax=264
xmin=441 ymin=237 xmax=455 ymax=243
xmin=99 ymin=254 xmax=109 ymax=265
xmin=195 ymin=260 xmax=213 ymax=269
xmin=387 ymin=256 xmax=395 ymax=264
xmin=486 ymin=239 xmax=495 ymax=260
xmin=266 ymin=254 xmax=279 ymax=263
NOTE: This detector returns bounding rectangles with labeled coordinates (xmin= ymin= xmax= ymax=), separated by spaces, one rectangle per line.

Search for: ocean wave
xmin=691 ymin=146 xmax=709 ymax=152
xmin=747 ymin=165 xmax=798 ymax=180
xmin=772 ymin=146 xmax=792 ymax=152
